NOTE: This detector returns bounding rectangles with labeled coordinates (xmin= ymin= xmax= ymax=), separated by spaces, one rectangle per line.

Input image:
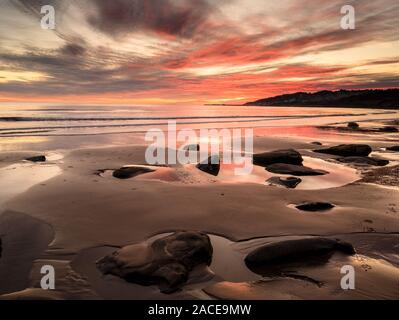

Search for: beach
xmin=0 ymin=105 xmax=399 ymax=300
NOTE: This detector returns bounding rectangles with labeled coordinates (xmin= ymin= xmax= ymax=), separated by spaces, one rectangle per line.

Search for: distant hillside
xmin=245 ymin=89 xmax=399 ymax=109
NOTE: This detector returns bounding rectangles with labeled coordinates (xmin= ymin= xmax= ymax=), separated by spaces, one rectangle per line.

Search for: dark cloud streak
xmin=87 ymin=0 xmax=214 ymax=38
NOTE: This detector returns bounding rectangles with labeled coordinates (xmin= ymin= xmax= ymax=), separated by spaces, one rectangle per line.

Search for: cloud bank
xmin=1 ymin=0 xmax=398 ymax=104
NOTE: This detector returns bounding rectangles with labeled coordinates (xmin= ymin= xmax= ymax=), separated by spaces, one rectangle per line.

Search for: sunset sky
xmin=0 ymin=0 xmax=398 ymax=105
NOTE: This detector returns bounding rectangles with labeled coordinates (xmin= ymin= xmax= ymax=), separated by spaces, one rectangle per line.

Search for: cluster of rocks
xmin=97 ymin=231 xmax=214 ymax=294
xmin=196 ymin=143 xmax=396 ymax=179
xmin=347 ymin=121 xmax=399 ymax=132
xmin=253 ymin=149 xmax=327 ymax=188
xmin=322 ymin=122 xmax=398 ymax=133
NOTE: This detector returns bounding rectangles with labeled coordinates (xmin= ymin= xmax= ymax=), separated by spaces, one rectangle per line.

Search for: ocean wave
xmin=0 ymin=111 xmax=385 ymax=123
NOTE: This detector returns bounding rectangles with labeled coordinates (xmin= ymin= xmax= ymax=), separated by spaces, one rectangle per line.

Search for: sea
xmin=0 ymin=103 xmax=397 ymax=151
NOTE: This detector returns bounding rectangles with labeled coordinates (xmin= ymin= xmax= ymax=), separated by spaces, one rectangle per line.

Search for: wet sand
xmin=0 ymin=211 xmax=54 ymax=295
xmin=0 ymin=119 xmax=399 ymax=300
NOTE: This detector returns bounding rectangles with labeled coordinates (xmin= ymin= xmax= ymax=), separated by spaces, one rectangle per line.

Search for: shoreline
xmin=0 ymin=114 xmax=399 ymax=300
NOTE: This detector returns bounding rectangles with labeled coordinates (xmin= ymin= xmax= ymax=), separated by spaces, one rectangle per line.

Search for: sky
xmin=0 ymin=0 xmax=398 ymax=105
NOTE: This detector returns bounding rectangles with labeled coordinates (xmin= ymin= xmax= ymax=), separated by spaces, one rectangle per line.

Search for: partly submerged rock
xmin=197 ymin=155 xmax=220 ymax=176
xmin=253 ymin=149 xmax=303 ymax=167
xmin=314 ymin=144 xmax=372 ymax=157
xmin=295 ymin=202 xmax=335 ymax=212
xmin=25 ymin=155 xmax=46 ymax=163
xmin=266 ymin=176 xmax=302 ymax=189
xmin=337 ymin=156 xmax=389 ymax=166
xmin=387 ymin=146 xmax=399 ymax=152
xmin=245 ymin=238 xmax=356 ymax=270
xmin=113 ymin=166 xmax=155 ymax=179
xmin=97 ymin=231 xmax=213 ymax=294
xmin=347 ymin=122 xmax=360 ymax=129
xmin=266 ymin=163 xmax=328 ymax=176
xmin=311 ymin=142 xmax=323 ymax=146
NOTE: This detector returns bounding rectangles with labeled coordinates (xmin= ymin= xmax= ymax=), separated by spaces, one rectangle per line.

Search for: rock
xmin=25 ymin=155 xmax=46 ymax=162
xmin=337 ymin=156 xmax=389 ymax=166
xmin=387 ymin=146 xmax=399 ymax=152
xmin=245 ymin=238 xmax=356 ymax=269
xmin=184 ymin=144 xmax=200 ymax=151
xmin=253 ymin=149 xmax=303 ymax=167
xmin=314 ymin=144 xmax=372 ymax=157
xmin=295 ymin=202 xmax=335 ymax=212
xmin=266 ymin=176 xmax=302 ymax=189
xmin=113 ymin=166 xmax=155 ymax=179
xmin=197 ymin=155 xmax=220 ymax=176
xmin=379 ymin=126 xmax=398 ymax=133
xmin=266 ymin=163 xmax=328 ymax=176
xmin=311 ymin=142 xmax=323 ymax=146
xmin=97 ymin=231 xmax=213 ymax=293
xmin=347 ymin=122 xmax=360 ymax=129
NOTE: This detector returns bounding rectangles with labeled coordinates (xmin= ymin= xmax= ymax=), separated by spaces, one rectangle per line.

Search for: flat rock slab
xmin=314 ymin=144 xmax=372 ymax=157
xmin=337 ymin=156 xmax=389 ymax=166
xmin=266 ymin=176 xmax=302 ymax=189
xmin=295 ymin=202 xmax=335 ymax=212
xmin=253 ymin=149 xmax=303 ymax=167
xmin=245 ymin=238 xmax=356 ymax=271
xmin=113 ymin=166 xmax=155 ymax=179
xmin=266 ymin=163 xmax=328 ymax=176
xmin=97 ymin=231 xmax=213 ymax=294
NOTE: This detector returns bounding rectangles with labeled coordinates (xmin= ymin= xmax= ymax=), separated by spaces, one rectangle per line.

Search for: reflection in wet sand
xmin=0 ymin=162 xmax=61 ymax=209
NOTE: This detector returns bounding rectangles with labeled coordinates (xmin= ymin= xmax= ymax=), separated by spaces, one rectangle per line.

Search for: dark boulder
xmin=387 ymin=146 xmax=399 ymax=152
xmin=197 ymin=155 xmax=220 ymax=176
xmin=97 ymin=231 xmax=213 ymax=293
xmin=347 ymin=122 xmax=359 ymax=129
xmin=25 ymin=155 xmax=46 ymax=162
xmin=266 ymin=163 xmax=328 ymax=176
xmin=311 ymin=142 xmax=323 ymax=146
xmin=295 ymin=202 xmax=335 ymax=212
xmin=337 ymin=156 xmax=389 ymax=166
xmin=314 ymin=144 xmax=372 ymax=157
xmin=253 ymin=149 xmax=303 ymax=167
xmin=266 ymin=176 xmax=302 ymax=189
xmin=245 ymin=238 xmax=356 ymax=270
xmin=113 ymin=166 xmax=155 ymax=179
